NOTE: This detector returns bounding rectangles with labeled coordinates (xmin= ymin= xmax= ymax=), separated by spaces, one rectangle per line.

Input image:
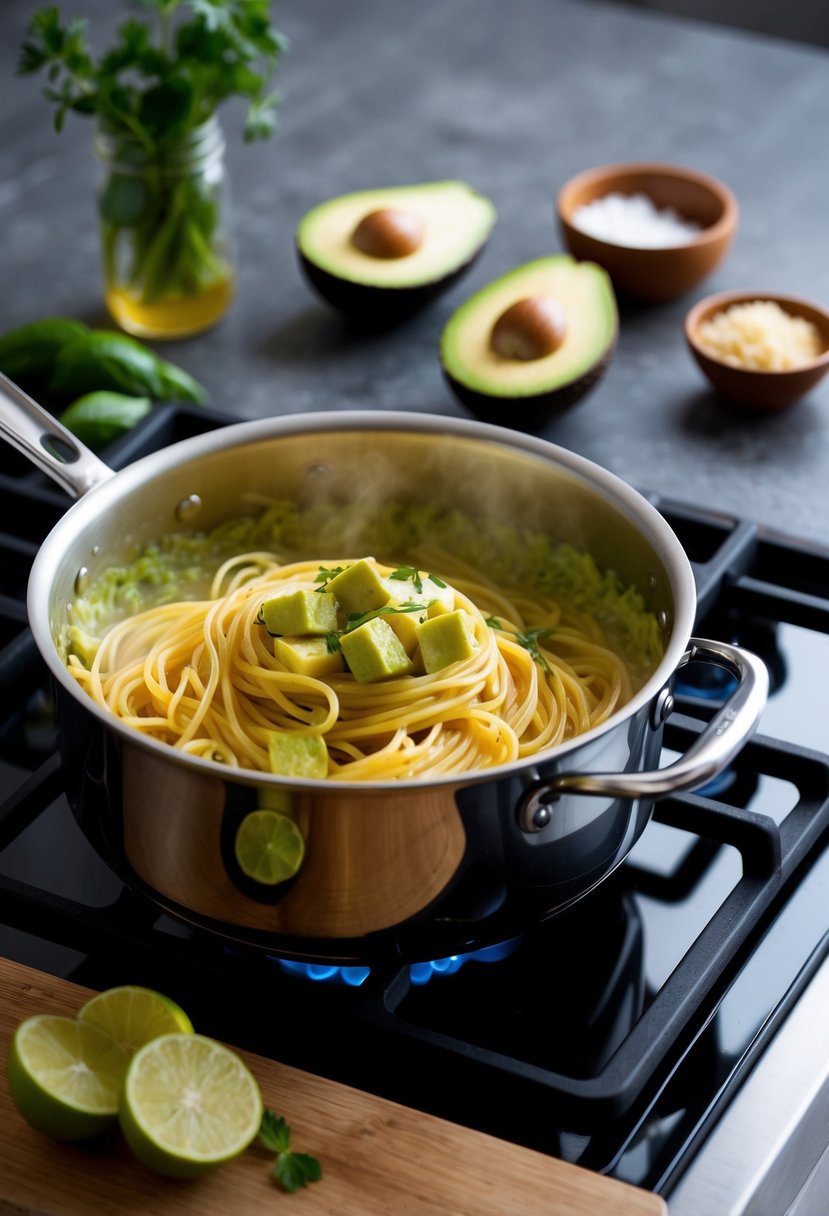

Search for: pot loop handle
xmin=0 ymin=372 xmax=114 ymax=499
xmin=518 ymin=639 xmax=769 ymax=832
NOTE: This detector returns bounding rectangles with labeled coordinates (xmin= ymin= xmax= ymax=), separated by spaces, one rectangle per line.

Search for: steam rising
xmin=64 ymin=430 xmax=668 ymax=683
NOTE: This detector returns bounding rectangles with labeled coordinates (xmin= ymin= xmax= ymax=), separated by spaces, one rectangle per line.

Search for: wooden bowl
xmin=684 ymin=290 xmax=829 ymax=412
xmin=557 ymin=162 xmax=737 ymax=303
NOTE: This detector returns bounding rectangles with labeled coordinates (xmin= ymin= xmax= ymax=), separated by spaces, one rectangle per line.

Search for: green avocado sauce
xmin=64 ymin=499 xmax=666 ymax=684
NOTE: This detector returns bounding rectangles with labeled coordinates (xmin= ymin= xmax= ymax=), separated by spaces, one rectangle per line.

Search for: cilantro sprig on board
xmin=258 ymin=1108 xmax=322 ymax=1194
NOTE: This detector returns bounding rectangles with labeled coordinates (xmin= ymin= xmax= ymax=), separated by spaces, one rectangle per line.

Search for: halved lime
xmin=78 ymin=985 xmax=194 ymax=1056
xmin=119 ymin=1033 xmax=263 ymax=1178
xmin=234 ymin=809 xmax=305 ymax=885
xmin=8 ymin=1014 xmax=130 ymax=1141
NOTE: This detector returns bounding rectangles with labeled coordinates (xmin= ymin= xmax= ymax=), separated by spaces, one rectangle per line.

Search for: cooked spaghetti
xmin=66 ymin=553 xmax=637 ymax=781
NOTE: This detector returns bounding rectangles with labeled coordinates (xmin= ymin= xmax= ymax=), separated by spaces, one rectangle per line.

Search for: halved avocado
xmin=440 ymin=255 xmax=618 ymax=429
xmin=296 ymin=181 xmax=497 ymax=326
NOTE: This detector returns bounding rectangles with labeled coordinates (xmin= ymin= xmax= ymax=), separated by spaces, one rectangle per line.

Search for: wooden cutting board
xmin=0 ymin=958 xmax=666 ymax=1215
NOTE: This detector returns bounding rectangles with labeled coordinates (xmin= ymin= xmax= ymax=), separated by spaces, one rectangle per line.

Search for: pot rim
xmin=28 ymin=409 xmax=697 ymax=791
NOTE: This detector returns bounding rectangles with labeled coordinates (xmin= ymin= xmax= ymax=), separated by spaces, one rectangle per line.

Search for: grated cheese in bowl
xmin=697 ymin=300 xmax=822 ymax=371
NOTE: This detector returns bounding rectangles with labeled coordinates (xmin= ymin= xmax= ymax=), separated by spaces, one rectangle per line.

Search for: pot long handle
xmin=517 ymin=639 xmax=769 ymax=829
xmin=0 ymin=371 xmax=114 ymax=499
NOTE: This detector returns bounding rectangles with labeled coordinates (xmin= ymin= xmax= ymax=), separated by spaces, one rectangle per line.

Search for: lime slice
xmin=234 ymin=809 xmax=305 ymax=884
xmin=119 ymin=1033 xmax=263 ymax=1178
xmin=8 ymin=1014 xmax=129 ymax=1141
xmin=78 ymin=985 xmax=194 ymax=1055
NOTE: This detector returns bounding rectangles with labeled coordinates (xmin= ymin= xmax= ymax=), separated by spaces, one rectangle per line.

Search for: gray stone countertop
xmin=1 ymin=0 xmax=828 ymax=548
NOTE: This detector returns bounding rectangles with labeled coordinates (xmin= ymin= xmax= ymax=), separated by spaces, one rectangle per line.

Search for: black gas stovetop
xmin=2 ymin=405 xmax=829 ymax=1200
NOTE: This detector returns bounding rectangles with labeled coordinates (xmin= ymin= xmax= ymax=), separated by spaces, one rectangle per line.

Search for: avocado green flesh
xmin=296 ymin=181 xmax=497 ymax=287
xmin=441 ymin=256 xmax=617 ymax=397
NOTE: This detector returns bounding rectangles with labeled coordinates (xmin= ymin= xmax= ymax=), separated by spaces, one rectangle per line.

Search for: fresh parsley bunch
xmin=19 ymin=1 xmax=285 ymax=143
xmin=18 ymin=1 xmax=285 ymax=314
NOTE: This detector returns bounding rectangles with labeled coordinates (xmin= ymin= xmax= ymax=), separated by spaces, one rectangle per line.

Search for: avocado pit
xmin=440 ymin=254 xmax=618 ymax=429
xmin=489 ymin=297 xmax=567 ymax=361
xmin=296 ymin=181 xmax=497 ymax=326
xmin=351 ymin=208 xmax=425 ymax=259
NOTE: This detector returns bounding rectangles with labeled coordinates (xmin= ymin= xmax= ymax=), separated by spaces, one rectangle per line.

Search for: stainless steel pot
xmin=0 ymin=372 xmax=768 ymax=964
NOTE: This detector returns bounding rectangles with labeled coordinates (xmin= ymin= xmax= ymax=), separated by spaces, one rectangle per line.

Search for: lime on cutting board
xmin=119 ymin=1032 xmax=263 ymax=1178
xmin=77 ymin=985 xmax=193 ymax=1056
xmin=7 ymin=1014 xmax=130 ymax=1141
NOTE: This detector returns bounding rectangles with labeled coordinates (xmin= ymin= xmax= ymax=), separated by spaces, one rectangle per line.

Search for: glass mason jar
xmin=94 ymin=116 xmax=235 ymax=339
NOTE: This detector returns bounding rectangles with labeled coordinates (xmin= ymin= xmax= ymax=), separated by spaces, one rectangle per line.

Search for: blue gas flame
xmin=277 ymin=960 xmax=371 ymax=986
xmin=276 ymin=937 xmax=520 ymax=987
xmin=408 ymin=937 xmax=519 ymax=985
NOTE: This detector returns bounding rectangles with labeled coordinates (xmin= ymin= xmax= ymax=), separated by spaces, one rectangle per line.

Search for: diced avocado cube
xmin=339 ymin=617 xmax=414 ymax=683
xmin=268 ymin=731 xmax=328 ymax=779
xmin=416 ymin=609 xmax=479 ymax=674
xmin=327 ymin=560 xmax=390 ymax=616
xmin=273 ymin=635 xmax=344 ymax=677
xmin=426 ymin=598 xmax=452 ymax=619
xmin=386 ymin=606 xmax=428 ymax=655
xmin=261 ymin=589 xmax=337 ymax=637
xmin=425 ymin=579 xmax=455 ymax=612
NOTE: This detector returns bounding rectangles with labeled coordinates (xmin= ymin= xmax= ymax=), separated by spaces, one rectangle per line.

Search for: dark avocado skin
xmin=442 ymin=331 xmax=617 ymax=432
xmin=297 ymin=244 xmax=489 ymax=330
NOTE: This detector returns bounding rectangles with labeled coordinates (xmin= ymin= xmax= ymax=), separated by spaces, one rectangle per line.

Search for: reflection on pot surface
xmin=62 ymin=688 xmax=665 ymax=964
xmin=120 ymin=741 xmax=467 ymax=941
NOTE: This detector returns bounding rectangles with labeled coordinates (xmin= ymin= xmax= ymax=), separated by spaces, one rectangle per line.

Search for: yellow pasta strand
xmin=69 ymin=555 xmax=634 ymax=780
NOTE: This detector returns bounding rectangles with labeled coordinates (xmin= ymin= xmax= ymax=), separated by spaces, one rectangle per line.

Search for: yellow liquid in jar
xmin=105 ymin=274 xmax=235 ymax=340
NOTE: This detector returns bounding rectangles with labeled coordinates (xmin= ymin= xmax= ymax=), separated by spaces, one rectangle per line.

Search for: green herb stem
xmin=514 ymin=627 xmax=555 ymax=672
xmin=258 ymin=1108 xmax=322 ymax=1194
xmin=20 ymin=1 xmax=284 ymax=308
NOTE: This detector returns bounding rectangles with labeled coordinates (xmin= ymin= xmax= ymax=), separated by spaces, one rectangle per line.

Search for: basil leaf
xmin=58 ymin=391 xmax=152 ymax=450
xmin=155 ymin=358 xmax=208 ymax=404
xmin=0 ymin=317 xmax=89 ymax=392
xmin=49 ymin=331 xmax=207 ymax=403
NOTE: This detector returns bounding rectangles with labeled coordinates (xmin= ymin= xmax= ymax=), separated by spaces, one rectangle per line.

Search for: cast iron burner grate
xmin=2 ymin=405 xmax=829 ymax=1198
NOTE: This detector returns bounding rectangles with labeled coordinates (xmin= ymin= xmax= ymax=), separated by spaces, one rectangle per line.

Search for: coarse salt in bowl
xmin=557 ymin=162 xmax=738 ymax=303
xmin=570 ymin=192 xmax=701 ymax=249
